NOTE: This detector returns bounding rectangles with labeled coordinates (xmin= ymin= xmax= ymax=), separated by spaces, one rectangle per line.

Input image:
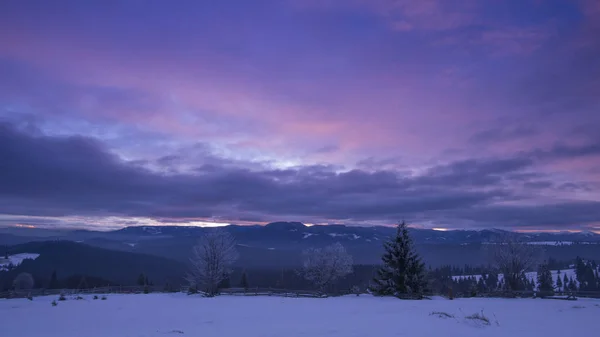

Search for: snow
xmin=0 ymin=253 xmax=40 ymax=271
xmin=0 ymin=293 xmax=596 ymax=337
xmin=327 ymin=233 xmax=361 ymax=239
xmin=303 ymin=233 xmax=314 ymax=239
xmin=483 ymin=241 xmax=598 ymax=246
xmin=453 ymin=269 xmax=579 ymax=288
xmin=526 ymin=241 xmax=574 ymax=246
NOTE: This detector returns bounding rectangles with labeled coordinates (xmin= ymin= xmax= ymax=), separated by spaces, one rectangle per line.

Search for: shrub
xmin=13 ymin=272 xmax=35 ymax=290
xmin=430 ymin=311 xmax=454 ymax=319
xmin=101 ymin=295 xmax=107 ymax=300
xmin=27 ymin=294 xmax=33 ymax=301
xmin=465 ymin=311 xmax=490 ymax=325
xmin=93 ymin=295 xmax=99 ymax=300
xmin=143 ymin=285 xmax=150 ymax=294
xmin=51 ymin=300 xmax=58 ymax=307
xmin=58 ymin=294 xmax=66 ymax=301
xmin=351 ymin=285 xmax=361 ymax=296
xmin=75 ymin=295 xmax=84 ymax=300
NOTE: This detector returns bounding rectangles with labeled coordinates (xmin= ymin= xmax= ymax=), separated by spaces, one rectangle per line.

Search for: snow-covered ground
xmin=0 ymin=253 xmax=40 ymax=271
xmin=0 ymin=293 xmax=597 ymax=337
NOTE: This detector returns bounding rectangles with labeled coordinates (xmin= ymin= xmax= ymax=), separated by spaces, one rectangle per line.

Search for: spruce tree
xmin=369 ymin=221 xmax=427 ymax=298
xmin=537 ymin=264 xmax=554 ymax=297
xmin=137 ymin=273 xmax=146 ymax=286
xmin=568 ymin=277 xmax=577 ymax=291
xmin=563 ymin=274 xmax=569 ymax=289
xmin=556 ymin=273 xmax=563 ymax=292
xmin=49 ymin=270 xmax=59 ymax=289
xmin=240 ymin=271 xmax=249 ymax=290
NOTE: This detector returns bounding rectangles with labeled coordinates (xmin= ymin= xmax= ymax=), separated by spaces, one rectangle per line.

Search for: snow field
xmin=0 ymin=293 xmax=597 ymax=337
xmin=452 ymin=269 xmax=579 ymax=288
xmin=0 ymin=253 xmax=40 ymax=271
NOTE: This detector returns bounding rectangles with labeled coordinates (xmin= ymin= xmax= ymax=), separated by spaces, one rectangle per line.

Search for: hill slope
xmin=0 ymin=241 xmax=186 ymax=290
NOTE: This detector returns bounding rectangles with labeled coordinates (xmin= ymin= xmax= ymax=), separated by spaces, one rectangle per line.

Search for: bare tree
xmin=488 ymin=234 xmax=542 ymax=291
xmin=13 ymin=272 xmax=34 ymax=290
xmin=301 ymin=242 xmax=353 ymax=294
xmin=186 ymin=229 xmax=239 ymax=296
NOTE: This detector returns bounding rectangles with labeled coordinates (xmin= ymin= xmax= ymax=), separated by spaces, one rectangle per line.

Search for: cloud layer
xmin=2 ymin=122 xmax=599 ymax=231
xmin=0 ymin=0 xmax=599 ymax=230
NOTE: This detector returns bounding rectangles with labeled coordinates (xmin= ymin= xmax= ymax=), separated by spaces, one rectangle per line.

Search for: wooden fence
xmin=2 ymin=286 xmax=599 ymax=300
xmin=0 ymin=286 xmax=324 ymax=300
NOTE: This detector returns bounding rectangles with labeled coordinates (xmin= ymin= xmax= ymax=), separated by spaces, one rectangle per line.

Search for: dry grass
xmin=430 ymin=311 xmax=455 ymax=319
xmin=464 ymin=311 xmax=491 ymax=325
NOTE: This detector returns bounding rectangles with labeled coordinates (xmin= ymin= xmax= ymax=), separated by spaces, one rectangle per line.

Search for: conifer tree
xmin=568 ymin=277 xmax=577 ymax=291
xmin=563 ymin=274 xmax=569 ymax=289
xmin=537 ymin=264 xmax=554 ymax=297
xmin=369 ymin=221 xmax=427 ymax=298
xmin=556 ymin=273 xmax=563 ymax=292
xmin=240 ymin=271 xmax=249 ymax=290
xmin=49 ymin=270 xmax=59 ymax=289
xmin=137 ymin=273 xmax=146 ymax=286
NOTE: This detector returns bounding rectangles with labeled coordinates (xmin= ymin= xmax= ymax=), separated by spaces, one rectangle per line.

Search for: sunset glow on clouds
xmin=0 ymin=0 xmax=599 ymax=231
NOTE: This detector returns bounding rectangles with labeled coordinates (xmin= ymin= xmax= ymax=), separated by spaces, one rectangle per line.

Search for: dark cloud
xmin=416 ymin=157 xmax=534 ymax=187
xmin=450 ymin=201 xmax=600 ymax=228
xmin=1 ymin=121 xmax=599 ymax=230
xmin=469 ymin=125 xmax=537 ymax=144
xmin=543 ymin=142 xmax=600 ymax=159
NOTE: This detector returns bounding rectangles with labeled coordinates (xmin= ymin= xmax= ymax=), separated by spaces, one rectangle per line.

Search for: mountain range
xmin=2 ymin=222 xmax=600 ymax=268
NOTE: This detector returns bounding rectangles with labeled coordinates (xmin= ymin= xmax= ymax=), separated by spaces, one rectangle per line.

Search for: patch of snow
xmin=0 ymin=293 xmax=596 ymax=336
xmin=526 ymin=241 xmax=574 ymax=246
xmin=267 ymin=248 xmax=275 ymax=250
xmin=126 ymin=243 xmax=137 ymax=247
xmin=327 ymin=233 xmax=361 ymax=239
xmin=452 ymin=269 xmax=579 ymax=289
xmin=142 ymin=226 xmax=162 ymax=235
xmin=0 ymin=253 xmax=40 ymax=271
xmin=302 ymin=233 xmax=314 ymax=239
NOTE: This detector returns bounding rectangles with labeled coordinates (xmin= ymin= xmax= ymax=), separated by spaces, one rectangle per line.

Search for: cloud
xmin=2 ymin=121 xmax=599 ymax=230
xmin=1 ymin=0 xmax=600 ymax=232
xmin=469 ymin=125 xmax=538 ymax=144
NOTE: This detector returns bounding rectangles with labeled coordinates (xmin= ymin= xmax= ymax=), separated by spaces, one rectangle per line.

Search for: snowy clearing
xmin=0 ymin=253 xmax=40 ymax=271
xmin=0 ymin=294 xmax=596 ymax=337
xmin=452 ymin=269 xmax=579 ymax=287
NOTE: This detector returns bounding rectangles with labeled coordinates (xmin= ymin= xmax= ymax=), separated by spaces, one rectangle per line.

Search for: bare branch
xmin=487 ymin=233 xmax=543 ymax=291
xmin=186 ymin=229 xmax=239 ymax=296
xmin=300 ymin=242 xmax=353 ymax=293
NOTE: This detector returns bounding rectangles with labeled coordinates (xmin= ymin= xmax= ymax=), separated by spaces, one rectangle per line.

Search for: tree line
xmin=4 ymin=222 xmax=599 ymax=299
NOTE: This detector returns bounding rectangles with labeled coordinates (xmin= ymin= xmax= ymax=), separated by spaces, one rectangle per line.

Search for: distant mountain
xmin=2 ymin=222 xmax=599 ymax=268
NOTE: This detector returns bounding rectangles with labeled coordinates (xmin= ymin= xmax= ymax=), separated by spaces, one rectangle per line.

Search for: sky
xmin=0 ymin=0 xmax=599 ymax=232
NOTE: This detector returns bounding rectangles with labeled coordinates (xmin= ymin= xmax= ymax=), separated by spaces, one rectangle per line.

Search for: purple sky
xmin=1 ymin=0 xmax=599 ymax=231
